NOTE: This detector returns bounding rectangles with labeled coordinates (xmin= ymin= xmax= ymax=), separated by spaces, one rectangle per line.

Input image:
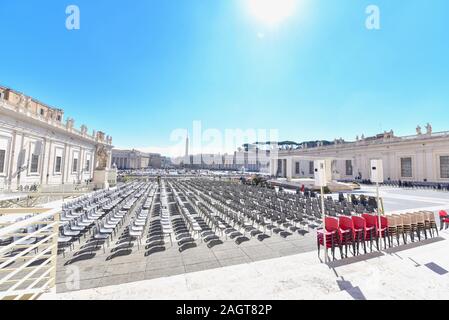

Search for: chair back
xmin=401 ymin=214 xmax=411 ymax=225
xmin=416 ymin=212 xmax=425 ymax=223
xmin=351 ymin=215 xmax=366 ymax=230
xmin=393 ymin=215 xmax=403 ymax=227
xmin=387 ymin=215 xmax=396 ymax=227
xmin=380 ymin=216 xmax=388 ymax=229
xmin=425 ymin=211 xmax=436 ymax=222
xmin=325 ymin=216 xmax=339 ymax=232
xmin=439 ymin=210 xmax=448 ymax=218
xmin=362 ymin=213 xmax=378 ymax=228
xmin=339 ymin=216 xmax=354 ymax=231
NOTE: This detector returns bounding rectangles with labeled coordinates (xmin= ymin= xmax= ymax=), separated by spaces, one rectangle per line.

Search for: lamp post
xmin=320 ymin=184 xmax=327 ymax=263
xmin=314 ymin=160 xmax=328 ymax=263
xmin=370 ymin=159 xmax=384 ymax=250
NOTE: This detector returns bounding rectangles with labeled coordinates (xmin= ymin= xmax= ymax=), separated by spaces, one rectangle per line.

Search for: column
xmin=270 ymin=159 xmax=278 ymax=176
xmin=107 ymin=150 xmax=112 ymax=169
xmin=286 ymin=158 xmax=293 ymax=181
xmin=40 ymin=138 xmax=49 ymax=185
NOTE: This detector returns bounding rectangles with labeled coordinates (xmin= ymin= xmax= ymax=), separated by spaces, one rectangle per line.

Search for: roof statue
xmin=426 ymin=123 xmax=433 ymax=135
xmin=416 ymin=125 xmax=422 ymax=135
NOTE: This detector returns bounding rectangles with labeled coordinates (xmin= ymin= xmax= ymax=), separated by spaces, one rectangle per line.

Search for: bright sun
xmin=246 ymin=0 xmax=297 ymax=25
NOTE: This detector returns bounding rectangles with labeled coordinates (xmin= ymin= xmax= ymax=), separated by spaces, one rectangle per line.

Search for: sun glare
xmin=246 ymin=0 xmax=297 ymax=26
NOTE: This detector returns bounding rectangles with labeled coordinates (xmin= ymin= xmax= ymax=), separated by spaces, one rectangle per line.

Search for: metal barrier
xmin=0 ymin=207 xmax=60 ymax=300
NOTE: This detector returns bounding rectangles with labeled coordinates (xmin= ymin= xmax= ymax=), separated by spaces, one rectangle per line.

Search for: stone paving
xmin=54 ymin=185 xmax=449 ymax=293
xmin=55 ymin=218 xmax=317 ymax=293
xmin=44 ymin=231 xmax=449 ymax=300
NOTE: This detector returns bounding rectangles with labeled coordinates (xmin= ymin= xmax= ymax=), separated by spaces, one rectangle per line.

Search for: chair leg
xmin=388 ymin=232 xmax=393 ymax=248
xmin=363 ymin=235 xmax=367 ymax=254
xmin=351 ymin=236 xmax=356 ymax=257
xmin=340 ymin=244 xmax=344 ymax=260
xmin=375 ymin=232 xmax=380 ymax=251
xmin=328 ymin=236 xmax=333 ymax=261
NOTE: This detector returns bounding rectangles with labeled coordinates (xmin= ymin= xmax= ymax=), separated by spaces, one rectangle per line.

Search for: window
xmin=55 ymin=156 xmax=62 ymax=173
xmin=85 ymin=158 xmax=91 ymax=172
xmin=440 ymin=156 xmax=449 ymax=179
xmin=30 ymin=154 xmax=39 ymax=173
xmin=40 ymin=109 xmax=44 ymax=116
xmin=401 ymin=157 xmax=412 ymax=178
xmin=57 ymin=115 xmax=61 ymax=121
xmin=72 ymin=158 xmax=78 ymax=173
xmin=346 ymin=160 xmax=353 ymax=176
xmin=295 ymin=162 xmax=300 ymax=174
xmin=0 ymin=150 xmax=5 ymax=173
xmin=309 ymin=161 xmax=314 ymax=175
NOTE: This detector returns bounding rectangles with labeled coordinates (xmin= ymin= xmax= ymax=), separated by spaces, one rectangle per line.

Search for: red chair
xmin=352 ymin=215 xmax=374 ymax=254
xmin=380 ymin=216 xmax=389 ymax=248
xmin=317 ymin=217 xmax=342 ymax=261
xmin=363 ymin=213 xmax=382 ymax=250
xmin=338 ymin=216 xmax=355 ymax=258
xmin=439 ymin=210 xmax=449 ymax=230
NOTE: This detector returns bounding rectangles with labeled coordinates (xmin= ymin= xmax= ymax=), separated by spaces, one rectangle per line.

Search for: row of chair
xmin=318 ymin=211 xmax=439 ymax=260
xmin=57 ymin=182 xmax=152 ymax=255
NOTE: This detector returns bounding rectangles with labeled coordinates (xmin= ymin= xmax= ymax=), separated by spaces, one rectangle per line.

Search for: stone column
xmin=270 ymin=159 xmax=278 ymax=176
xmin=286 ymin=158 xmax=293 ymax=181
xmin=7 ymin=130 xmax=17 ymax=190
xmin=40 ymin=138 xmax=49 ymax=185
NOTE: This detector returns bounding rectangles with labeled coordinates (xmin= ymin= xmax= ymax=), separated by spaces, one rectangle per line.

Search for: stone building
xmin=0 ymin=86 xmax=116 ymax=190
xmin=112 ymin=149 xmax=164 ymax=170
xmin=270 ymin=127 xmax=449 ymax=183
xmin=112 ymin=149 xmax=148 ymax=170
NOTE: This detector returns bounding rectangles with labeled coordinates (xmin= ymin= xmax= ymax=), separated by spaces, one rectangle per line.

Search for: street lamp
xmin=370 ymin=159 xmax=384 ymax=249
xmin=314 ymin=160 xmax=328 ymax=263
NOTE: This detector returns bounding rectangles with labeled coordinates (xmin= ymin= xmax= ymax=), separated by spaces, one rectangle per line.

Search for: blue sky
xmin=1 ymin=0 xmax=448 ymax=156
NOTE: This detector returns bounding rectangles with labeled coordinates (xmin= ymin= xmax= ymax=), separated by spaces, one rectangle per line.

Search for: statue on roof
xmin=426 ymin=123 xmax=432 ymax=135
xmin=416 ymin=125 xmax=422 ymax=135
xmin=17 ymin=94 xmax=26 ymax=108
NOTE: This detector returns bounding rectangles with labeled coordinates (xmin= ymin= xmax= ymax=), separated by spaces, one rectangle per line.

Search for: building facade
xmin=111 ymin=150 xmax=163 ymax=169
xmin=174 ymin=148 xmax=271 ymax=172
xmin=112 ymin=149 xmax=148 ymax=170
xmin=148 ymin=153 xmax=162 ymax=169
xmin=271 ymin=127 xmax=449 ymax=183
xmin=0 ymin=86 xmax=116 ymax=191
